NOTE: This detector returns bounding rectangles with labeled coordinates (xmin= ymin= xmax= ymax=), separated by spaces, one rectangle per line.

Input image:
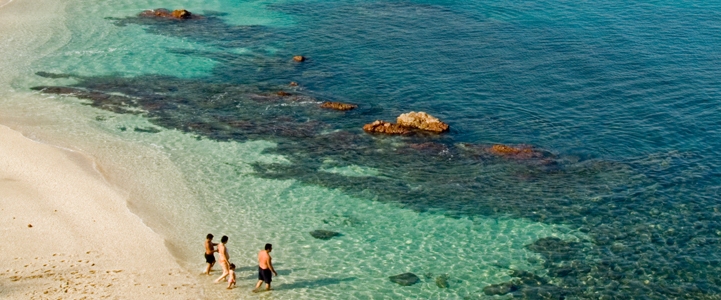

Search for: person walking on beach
xmin=214 ymin=235 xmax=231 ymax=283
xmin=253 ymin=243 xmax=278 ymax=292
xmin=203 ymin=234 xmax=218 ymax=275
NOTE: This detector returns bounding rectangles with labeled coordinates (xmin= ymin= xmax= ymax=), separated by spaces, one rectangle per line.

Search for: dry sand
xmin=0 ymin=125 xmax=204 ymax=299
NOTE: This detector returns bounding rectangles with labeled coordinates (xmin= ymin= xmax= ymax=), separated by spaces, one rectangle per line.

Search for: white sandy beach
xmin=0 ymin=0 xmax=210 ymax=298
xmin=0 ymin=125 xmax=202 ymax=299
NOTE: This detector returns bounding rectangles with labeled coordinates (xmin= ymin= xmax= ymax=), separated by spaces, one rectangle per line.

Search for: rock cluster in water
xmin=388 ymin=272 xmax=420 ymax=286
xmin=309 ymin=230 xmax=342 ymax=240
xmin=139 ymin=8 xmax=196 ymax=20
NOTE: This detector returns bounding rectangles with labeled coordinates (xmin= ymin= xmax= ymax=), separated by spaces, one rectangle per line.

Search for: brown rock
xmin=320 ymin=101 xmax=357 ymax=111
xmin=293 ymin=55 xmax=306 ymax=62
xmin=396 ymin=111 xmax=449 ymax=133
xmin=363 ymin=120 xmax=411 ymax=135
xmin=277 ymin=91 xmax=291 ymax=97
xmin=139 ymin=8 xmax=195 ymax=19
xmin=172 ymin=9 xmax=192 ymax=19
xmin=289 ymin=82 xmax=298 ymax=86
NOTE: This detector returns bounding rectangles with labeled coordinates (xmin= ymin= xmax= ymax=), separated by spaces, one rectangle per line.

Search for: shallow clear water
xmin=7 ymin=0 xmax=721 ymax=298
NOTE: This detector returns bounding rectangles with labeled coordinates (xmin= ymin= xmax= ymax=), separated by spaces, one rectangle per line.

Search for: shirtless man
xmin=203 ymin=234 xmax=218 ymax=275
xmin=253 ymin=243 xmax=278 ymax=292
xmin=214 ymin=236 xmax=231 ymax=283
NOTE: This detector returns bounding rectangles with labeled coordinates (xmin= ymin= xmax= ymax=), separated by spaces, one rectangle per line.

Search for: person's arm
xmin=269 ymin=256 xmax=277 ymax=276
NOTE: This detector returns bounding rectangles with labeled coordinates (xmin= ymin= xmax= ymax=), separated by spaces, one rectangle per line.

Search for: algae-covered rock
xmin=309 ymin=230 xmax=342 ymax=240
xmin=435 ymin=274 xmax=449 ymax=288
xmin=389 ymin=272 xmax=420 ymax=286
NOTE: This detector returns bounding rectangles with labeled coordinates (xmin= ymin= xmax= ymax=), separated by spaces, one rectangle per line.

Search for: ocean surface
xmin=5 ymin=0 xmax=721 ymax=298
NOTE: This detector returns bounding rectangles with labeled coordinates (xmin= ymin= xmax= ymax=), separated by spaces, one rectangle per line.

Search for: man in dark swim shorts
xmin=258 ymin=266 xmax=272 ymax=283
xmin=203 ymin=234 xmax=218 ymax=275
xmin=205 ymin=253 xmax=216 ymax=264
xmin=253 ymin=243 xmax=278 ymax=292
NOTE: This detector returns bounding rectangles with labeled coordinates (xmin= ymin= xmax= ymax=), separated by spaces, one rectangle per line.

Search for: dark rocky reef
xmin=389 ymin=273 xmax=420 ymax=286
xmin=309 ymin=230 xmax=342 ymax=240
xmin=483 ymin=268 xmax=566 ymax=299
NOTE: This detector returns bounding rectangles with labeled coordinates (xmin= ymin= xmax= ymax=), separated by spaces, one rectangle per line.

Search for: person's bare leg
xmin=266 ymin=282 xmax=272 ymax=291
xmin=253 ymin=280 xmax=263 ymax=292
xmin=214 ymin=261 xmax=229 ymax=283
xmin=204 ymin=262 xmax=214 ymax=275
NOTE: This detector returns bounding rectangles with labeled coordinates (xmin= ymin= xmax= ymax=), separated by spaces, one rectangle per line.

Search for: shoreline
xmin=0 ymin=0 xmax=214 ymax=297
xmin=0 ymin=124 xmax=203 ymax=299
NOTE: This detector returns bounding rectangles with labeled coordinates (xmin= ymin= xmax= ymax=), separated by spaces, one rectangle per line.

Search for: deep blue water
xmin=31 ymin=0 xmax=721 ymax=298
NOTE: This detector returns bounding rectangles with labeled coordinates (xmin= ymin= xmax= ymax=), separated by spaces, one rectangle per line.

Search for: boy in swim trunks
xmin=253 ymin=243 xmax=278 ymax=292
xmin=203 ymin=234 xmax=218 ymax=275
xmin=227 ymin=263 xmax=236 ymax=289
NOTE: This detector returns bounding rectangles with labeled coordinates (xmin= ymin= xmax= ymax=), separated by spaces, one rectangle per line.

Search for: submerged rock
xmin=483 ymin=282 xmax=518 ymax=295
xmin=435 ymin=274 xmax=449 ymax=288
xmin=362 ymin=120 xmax=411 ymax=135
xmin=309 ymin=230 xmax=342 ymax=240
xmin=139 ymin=8 xmax=195 ymax=20
xmin=389 ymin=272 xmax=420 ymax=286
xmin=320 ymin=101 xmax=357 ymax=111
xmin=488 ymin=144 xmax=544 ymax=159
xmin=396 ymin=111 xmax=449 ymax=133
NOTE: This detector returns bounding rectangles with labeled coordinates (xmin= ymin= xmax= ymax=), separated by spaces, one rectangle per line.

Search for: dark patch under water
xmin=32 ymin=2 xmax=721 ymax=299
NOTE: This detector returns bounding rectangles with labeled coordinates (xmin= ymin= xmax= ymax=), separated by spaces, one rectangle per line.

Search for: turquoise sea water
xmin=8 ymin=0 xmax=721 ymax=298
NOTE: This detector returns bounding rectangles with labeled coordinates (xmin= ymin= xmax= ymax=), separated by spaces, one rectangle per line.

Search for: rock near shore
xmin=389 ymin=273 xmax=420 ymax=286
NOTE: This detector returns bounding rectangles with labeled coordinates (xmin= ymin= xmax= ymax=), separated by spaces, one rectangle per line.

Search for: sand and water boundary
xmin=0 ymin=0 xmax=209 ymax=298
